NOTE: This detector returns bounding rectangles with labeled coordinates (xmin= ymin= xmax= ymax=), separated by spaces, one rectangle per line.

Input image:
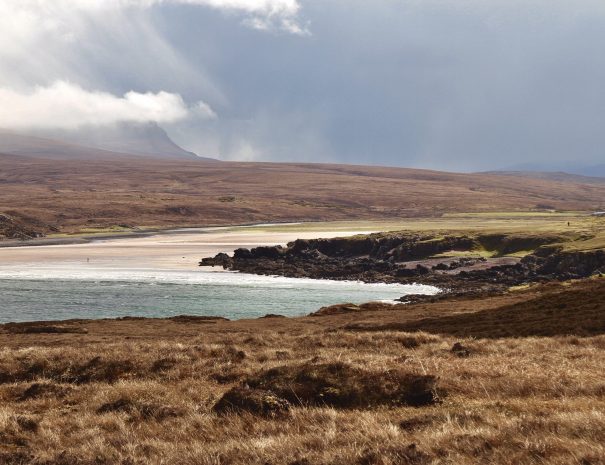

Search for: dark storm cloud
xmin=2 ymin=0 xmax=605 ymax=171
xmin=156 ymin=0 xmax=605 ymax=171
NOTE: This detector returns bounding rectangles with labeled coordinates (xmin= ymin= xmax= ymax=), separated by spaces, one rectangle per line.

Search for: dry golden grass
xmin=1 ymin=281 xmax=604 ymax=464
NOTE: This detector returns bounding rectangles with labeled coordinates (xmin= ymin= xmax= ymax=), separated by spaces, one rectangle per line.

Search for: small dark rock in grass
xmin=212 ymin=387 xmax=290 ymax=416
xmin=451 ymin=342 xmax=471 ymax=357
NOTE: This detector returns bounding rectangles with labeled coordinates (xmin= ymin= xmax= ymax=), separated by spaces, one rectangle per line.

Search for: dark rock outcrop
xmin=200 ymin=252 xmax=233 ymax=267
xmin=200 ymin=231 xmax=605 ymax=294
xmin=458 ymin=249 xmax=605 ymax=285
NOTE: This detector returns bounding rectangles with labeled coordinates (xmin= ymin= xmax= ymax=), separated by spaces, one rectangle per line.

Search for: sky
xmin=1 ymin=0 xmax=604 ymax=171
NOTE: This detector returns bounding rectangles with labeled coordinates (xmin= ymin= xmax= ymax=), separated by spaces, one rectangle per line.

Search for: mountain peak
xmin=37 ymin=122 xmax=205 ymax=161
xmin=0 ymin=123 xmax=217 ymax=162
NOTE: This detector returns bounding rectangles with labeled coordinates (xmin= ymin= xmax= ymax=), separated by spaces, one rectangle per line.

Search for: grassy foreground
xmin=1 ymin=279 xmax=604 ymax=465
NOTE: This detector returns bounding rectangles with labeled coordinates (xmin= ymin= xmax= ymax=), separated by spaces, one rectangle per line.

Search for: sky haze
xmin=1 ymin=0 xmax=604 ymax=171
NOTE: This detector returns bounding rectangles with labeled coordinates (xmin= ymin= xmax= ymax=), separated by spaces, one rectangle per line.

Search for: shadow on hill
xmin=345 ymin=281 xmax=605 ymax=338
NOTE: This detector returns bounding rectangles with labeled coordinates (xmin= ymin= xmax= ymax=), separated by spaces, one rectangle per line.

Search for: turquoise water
xmin=0 ymin=269 xmax=439 ymax=323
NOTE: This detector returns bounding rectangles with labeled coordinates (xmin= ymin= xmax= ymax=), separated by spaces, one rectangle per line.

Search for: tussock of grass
xmin=214 ymin=362 xmax=439 ymax=415
xmin=17 ymin=382 xmax=72 ymax=402
xmin=4 ymin=323 xmax=87 ymax=335
xmin=96 ymin=397 xmax=184 ymax=421
xmin=0 ymin=354 xmax=136 ymax=384
xmin=213 ymin=387 xmax=291 ymax=417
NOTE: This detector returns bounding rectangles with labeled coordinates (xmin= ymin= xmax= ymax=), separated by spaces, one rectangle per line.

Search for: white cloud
xmin=0 ymin=81 xmax=215 ymax=130
xmin=0 ymin=0 xmax=306 ymax=36
xmin=0 ymin=0 xmax=304 ymax=131
xmin=134 ymin=0 xmax=306 ymax=34
xmin=192 ymin=101 xmax=218 ymax=119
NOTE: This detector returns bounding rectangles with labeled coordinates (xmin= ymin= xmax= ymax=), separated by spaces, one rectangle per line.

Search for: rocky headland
xmin=201 ymin=231 xmax=605 ymax=296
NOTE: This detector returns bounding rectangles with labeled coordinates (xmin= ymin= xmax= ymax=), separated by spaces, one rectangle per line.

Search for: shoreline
xmin=0 ymin=276 xmax=600 ymax=337
xmin=2 ymin=217 xmax=603 ymax=325
xmin=0 ymin=221 xmax=308 ymax=249
xmin=3 ymin=211 xmax=594 ymax=249
xmin=0 ymin=224 xmax=431 ymax=324
xmin=0 ymin=269 xmax=439 ymax=325
xmin=0 ymin=222 xmax=385 ymax=270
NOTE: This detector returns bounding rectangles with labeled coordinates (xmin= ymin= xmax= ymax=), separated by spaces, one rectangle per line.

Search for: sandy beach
xmin=0 ymin=224 xmax=378 ymax=272
xmin=0 ymin=224 xmax=436 ymax=322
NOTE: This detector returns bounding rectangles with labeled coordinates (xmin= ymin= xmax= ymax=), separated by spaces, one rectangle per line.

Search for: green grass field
xmin=42 ymin=212 xmax=605 ymax=257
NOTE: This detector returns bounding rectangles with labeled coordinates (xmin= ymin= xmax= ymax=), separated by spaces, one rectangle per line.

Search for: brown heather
xmin=2 ymin=156 xmax=605 ymax=235
xmin=0 ymin=279 xmax=604 ymax=464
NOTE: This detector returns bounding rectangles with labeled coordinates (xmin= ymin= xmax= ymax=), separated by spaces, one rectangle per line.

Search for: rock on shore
xmin=200 ymin=232 xmax=605 ymax=293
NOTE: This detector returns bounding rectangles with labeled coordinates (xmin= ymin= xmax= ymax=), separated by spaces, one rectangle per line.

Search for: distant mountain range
xmin=0 ymin=123 xmax=215 ymax=162
xmin=2 ymin=126 xmax=602 ymax=182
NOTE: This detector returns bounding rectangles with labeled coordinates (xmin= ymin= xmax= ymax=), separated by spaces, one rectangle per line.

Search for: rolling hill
xmin=2 ymin=154 xmax=605 ymax=236
xmin=0 ymin=130 xmax=139 ymax=161
xmin=482 ymin=170 xmax=605 ymax=185
xmin=498 ymin=162 xmax=605 ymax=178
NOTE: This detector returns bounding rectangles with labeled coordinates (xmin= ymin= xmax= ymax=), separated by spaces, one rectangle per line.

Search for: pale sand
xmin=0 ymin=225 xmax=378 ymax=272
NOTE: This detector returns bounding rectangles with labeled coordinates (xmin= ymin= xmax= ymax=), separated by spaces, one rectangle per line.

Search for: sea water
xmin=0 ymin=266 xmax=439 ymax=323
